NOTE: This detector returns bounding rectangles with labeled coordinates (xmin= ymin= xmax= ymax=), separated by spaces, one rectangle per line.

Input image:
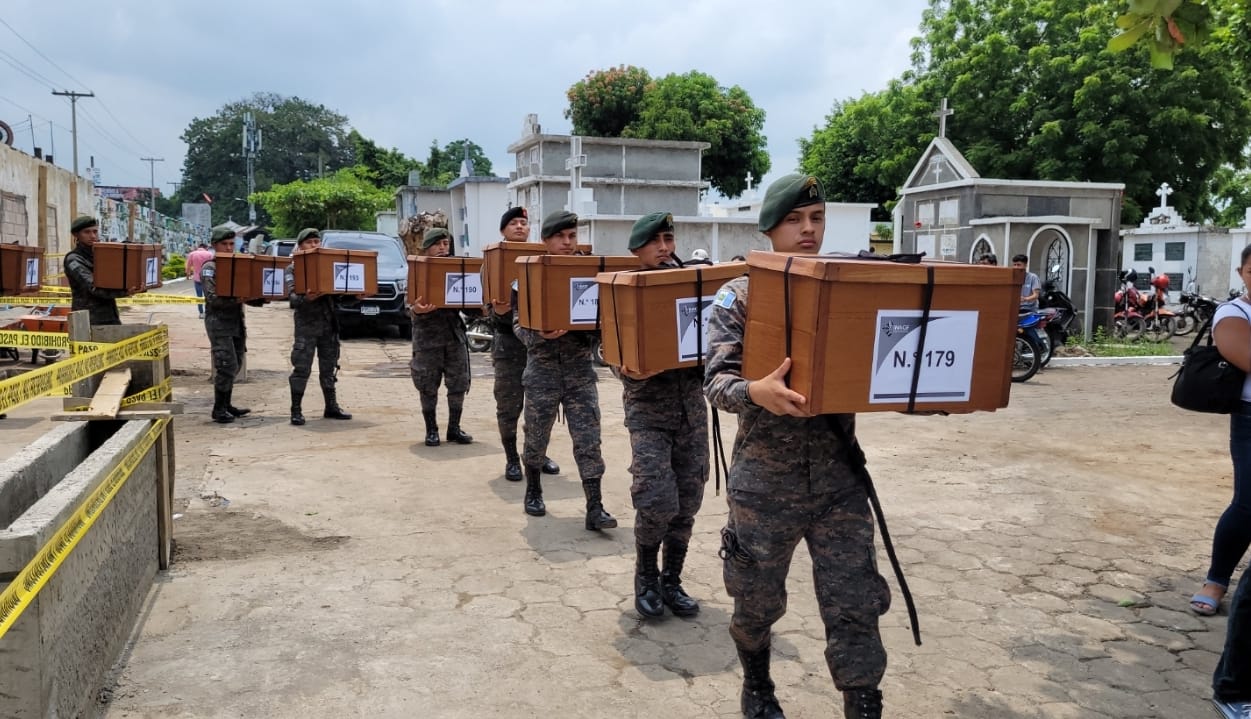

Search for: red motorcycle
xmin=1136 ymin=273 xmax=1178 ymax=341
xmin=1113 ymin=270 xmax=1146 ymax=341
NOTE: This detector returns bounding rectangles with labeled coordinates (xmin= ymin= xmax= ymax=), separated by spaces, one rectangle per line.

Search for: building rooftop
xmin=507 ymin=133 xmax=710 ymax=154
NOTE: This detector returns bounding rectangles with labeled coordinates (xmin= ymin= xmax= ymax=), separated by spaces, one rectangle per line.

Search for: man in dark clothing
xmin=617 ymin=211 xmax=708 ymax=619
xmin=410 ymin=227 xmax=473 ymax=446
xmin=490 ymin=206 xmax=559 ymax=481
xmin=704 ymin=174 xmax=889 ymax=719
xmin=64 ymin=215 xmax=127 ymax=325
xmin=513 ymin=211 xmax=615 ymax=531
xmin=286 ymin=227 xmax=351 ymax=425
xmin=202 ymin=226 xmax=258 ymax=424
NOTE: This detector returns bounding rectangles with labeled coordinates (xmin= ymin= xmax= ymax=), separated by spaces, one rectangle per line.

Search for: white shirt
xmin=1214 ymin=297 xmax=1251 ymax=401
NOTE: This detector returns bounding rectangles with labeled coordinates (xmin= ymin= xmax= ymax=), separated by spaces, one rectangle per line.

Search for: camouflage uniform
xmin=410 ymin=308 xmax=471 ymax=413
xmin=201 ymin=258 xmax=248 ymax=393
xmin=285 ymin=264 xmax=340 ymax=396
xmin=64 ymin=244 xmax=125 ymax=325
xmin=703 ymin=275 xmax=890 ymax=692
xmin=622 ymin=367 xmax=708 ymax=546
xmin=491 ymin=308 xmax=526 ymax=438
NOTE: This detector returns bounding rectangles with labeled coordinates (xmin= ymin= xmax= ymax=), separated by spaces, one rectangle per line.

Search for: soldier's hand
xmin=622 ymin=368 xmax=660 ymax=380
xmin=539 ymin=329 xmax=567 ymax=340
xmin=412 ymin=296 xmax=437 ymax=314
xmin=747 ymin=358 xmax=809 ymax=417
xmin=306 ymin=291 xmax=322 ymax=301
xmin=491 ymin=299 xmax=512 ymax=316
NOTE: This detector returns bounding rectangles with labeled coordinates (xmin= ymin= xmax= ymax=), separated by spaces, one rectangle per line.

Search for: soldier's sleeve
xmin=703 ymin=278 xmax=754 ymax=414
xmin=285 ymin=264 xmax=305 ymax=310
xmin=510 ymin=283 xmax=539 ymax=348
xmin=201 ymin=262 xmax=237 ymax=311
xmin=64 ymin=253 xmax=126 ymax=299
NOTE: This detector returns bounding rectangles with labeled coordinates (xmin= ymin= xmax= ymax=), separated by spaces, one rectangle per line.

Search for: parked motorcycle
xmin=1113 ymin=269 xmax=1146 ymax=341
xmin=1012 ymin=317 xmax=1043 ymax=383
xmin=1039 ymin=276 xmax=1080 ymax=351
xmin=463 ymin=310 xmax=494 ymax=353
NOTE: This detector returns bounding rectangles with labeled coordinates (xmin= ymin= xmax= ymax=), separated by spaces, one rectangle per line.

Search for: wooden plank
xmin=82 ymin=368 xmax=132 ymax=418
xmin=155 ymin=423 xmax=173 ymax=570
xmin=51 ymin=408 xmax=174 ymax=422
xmin=66 ymin=309 xmax=95 ymax=408
xmin=58 ymin=400 xmax=183 ymax=413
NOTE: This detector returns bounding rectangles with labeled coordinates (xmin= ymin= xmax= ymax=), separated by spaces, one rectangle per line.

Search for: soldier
xmin=410 ymin=227 xmax=473 ymax=446
xmin=704 ymin=174 xmax=889 ymax=719
xmin=64 ymin=215 xmax=127 ymax=325
xmin=617 ymin=212 xmax=708 ymax=618
xmin=286 ymin=228 xmax=352 ymax=426
xmin=513 ymin=211 xmax=615 ymax=531
xmin=202 ymin=226 xmax=260 ymax=424
xmin=489 ymin=206 xmax=559 ymax=481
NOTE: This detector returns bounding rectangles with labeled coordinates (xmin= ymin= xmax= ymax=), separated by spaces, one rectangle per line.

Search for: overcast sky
xmin=1 ymin=0 xmax=930 ymax=200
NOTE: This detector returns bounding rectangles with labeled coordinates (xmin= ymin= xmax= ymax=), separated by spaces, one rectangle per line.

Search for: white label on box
xmin=570 ymin=278 xmax=599 ymax=325
xmin=24 ymin=257 xmax=38 ymax=287
xmin=145 ymin=256 xmax=160 ymax=286
xmin=261 ymin=267 xmax=284 ymax=296
xmin=675 ymin=295 xmax=717 ymax=362
xmin=445 ymin=272 xmax=483 ymax=306
xmin=869 ymin=309 xmax=978 ymax=404
xmin=333 ymin=262 xmax=366 ymax=293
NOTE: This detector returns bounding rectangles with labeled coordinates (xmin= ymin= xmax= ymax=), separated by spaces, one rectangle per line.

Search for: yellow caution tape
xmin=37 ymin=286 xmax=71 ymax=294
xmin=0 ymin=418 xmax=169 ymax=640
xmin=0 ymin=330 xmax=73 ymax=351
xmin=0 ymin=293 xmax=202 ymax=306
xmin=120 ymin=377 xmax=172 ymax=407
xmin=0 ymin=326 xmax=167 ymax=414
xmin=44 ymin=253 xmax=65 ymax=260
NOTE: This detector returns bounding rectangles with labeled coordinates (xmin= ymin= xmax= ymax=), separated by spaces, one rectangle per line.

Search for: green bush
xmin=163 ymin=254 xmax=186 ymax=280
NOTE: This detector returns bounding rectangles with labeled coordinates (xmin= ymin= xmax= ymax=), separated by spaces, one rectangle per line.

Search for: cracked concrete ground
xmin=0 ymin=293 xmax=1240 ymax=719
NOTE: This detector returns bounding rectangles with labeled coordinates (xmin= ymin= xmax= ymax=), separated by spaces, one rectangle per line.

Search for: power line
xmin=0 ymin=52 xmax=56 ymax=90
xmin=0 ymin=17 xmax=90 ymax=91
xmin=77 ymin=104 xmax=144 ymax=158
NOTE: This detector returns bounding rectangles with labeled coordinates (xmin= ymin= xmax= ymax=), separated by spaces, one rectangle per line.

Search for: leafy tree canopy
xmin=349 ymin=130 xmax=423 ymax=190
xmin=565 ymin=65 xmax=652 ymax=137
xmin=250 ymin=168 xmax=392 ymax=238
xmin=422 ymin=139 xmax=494 ymax=188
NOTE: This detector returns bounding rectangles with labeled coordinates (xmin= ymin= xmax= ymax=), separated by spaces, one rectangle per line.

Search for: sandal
xmin=1191 ymin=582 xmax=1227 ymax=616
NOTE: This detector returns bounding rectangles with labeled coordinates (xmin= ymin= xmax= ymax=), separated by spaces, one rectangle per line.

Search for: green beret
xmin=70 ymin=215 xmax=97 ymax=234
xmin=210 ymin=225 xmax=237 ymax=243
xmin=629 ymin=211 xmax=675 ymax=251
xmin=540 ymin=211 xmax=578 ymax=239
xmin=296 ymin=228 xmax=321 ymax=245
xmin=422 ymin=227 xmax=450 ymax=249
xmin=758 ymin=173 xmax=826 ymax=232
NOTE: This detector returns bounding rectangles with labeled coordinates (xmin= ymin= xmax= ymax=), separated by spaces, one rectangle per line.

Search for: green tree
xmin=565 ymin=65 xmax=652 ymax=136
xmin=421 ymin=139 xmax=493 ymax=187
xmin=1209 ymin=166 xmax=1251 ymax=226
xmin=250 ymin=168 xmax=392 ymax=237
xmin=624 ymin=71 xmax=770 ymax=198
xmin=1107 ymin=0 xmax=1212 ymax=68
xmin=348 ymin=129 xmax=424 ymax=190
xmin=176 ymin=92 xmax=355 ymax=226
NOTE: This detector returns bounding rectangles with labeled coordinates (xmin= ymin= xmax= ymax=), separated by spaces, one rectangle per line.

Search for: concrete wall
xmin=0 ymin=143 xmax=95 ymax=256
xmin=395 ymin=186 xmax=453 ymax=224
xmin=448 ymin=180 xmax=510 ymax=257
xmin=0 ymin=421 xmax=161 ymax=719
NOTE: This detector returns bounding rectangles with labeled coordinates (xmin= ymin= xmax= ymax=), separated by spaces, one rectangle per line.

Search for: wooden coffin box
xmin=292 ymin=248 xmax=378 ymax=296
xmin=210 ymin=253 xmax=259 ymax=299
xmin=93 ymin=242 xmax=163 ymax=294
xmin=481 ymin=241 xmax=592 ymax=305
xmin=407 ymin=256 xmax=485 ymax=308
xmin=249 ymin=255 xmax=290 ymax=300
xmin=741 ymin=252 xmax=1022 ymax=415
xmin=597 ymin=262 xmax=747 ymax=373
xmin=0 ymin=243 xmax=44 ymax=295
xmin=516 ymin=254 xmax=640 ymax=332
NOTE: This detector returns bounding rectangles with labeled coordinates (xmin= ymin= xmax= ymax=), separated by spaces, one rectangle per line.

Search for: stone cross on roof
xmin=1156 ymin=182 xmax=1173 ymax=210
xmin=934 ymin=98 xmax=953 ymax=139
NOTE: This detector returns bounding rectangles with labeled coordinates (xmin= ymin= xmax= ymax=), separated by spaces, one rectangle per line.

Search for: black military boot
xmin=843 ymin=689 xmax=883 ymax=719
xmin=225 ymin=389 xmax=250 ymax=417
xmin=634 ymin=544 xmax=664 ymax=618
xmin=211 ymin=390 xmax=235 ymax=424
xmin=323 ymin=389 xmax=352 ymax=420
xmin=738 ymin=646 xmax=785 ymax=719
xmin=541 ymin=457 xmax=560 ymax=475
xmin=660 ymin=539 xmax=700 ymax=617
xmin=423 ymin=411 xmax=440 ymax=447
xmin=523 ymin=466 xmax=545 ymax=517
xmin=445 ymin=406 xmax=473 ymax=444
xmin=290 ymin=390 xmax=306 ymax=426
xmin=503 ymin=436 xmax=522 ymax=482
xmin=582 ymin=478 xmax=617 ymax=531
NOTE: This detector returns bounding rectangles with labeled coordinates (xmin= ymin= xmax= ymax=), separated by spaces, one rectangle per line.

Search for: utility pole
xmin=242 ymin=112 xmax=262 ymax=223
xmin=141 ymin=157 xmax=164 ymax=220
xmin=27 ymin=114 xmax=34 ymax=153
xmin=51 ymin=90 xmax=94 ymax=177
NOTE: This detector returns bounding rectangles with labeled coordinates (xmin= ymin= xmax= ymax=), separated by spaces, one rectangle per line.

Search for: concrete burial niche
xmin=0 ymin=420 xmax=160 ymax=719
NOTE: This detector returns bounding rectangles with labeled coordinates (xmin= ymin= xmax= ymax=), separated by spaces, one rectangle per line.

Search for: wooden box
xmin=0 ymin=243 xmax=44 ymax=295
xmin=598 ymin=262 xmax=748 ymax=373
xmin=92 ymin=242 xmax=163 ymax=294
xmin=516 ymin=254 xmax=640 ymax=332
xmin=209 ymin=253 xmax=259 ymax=299
xmin=249 ymin=255 xmax=290 ymax=300
xmin=481 ymin=241 xmax=592 ymax=305
xmin=292 ymin=248 xmax=378 ymax=296
xmin=741 ymin=252 xmax=1023 ymax=415
xmin=407 ymin=256 xmax=485 ymax=308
